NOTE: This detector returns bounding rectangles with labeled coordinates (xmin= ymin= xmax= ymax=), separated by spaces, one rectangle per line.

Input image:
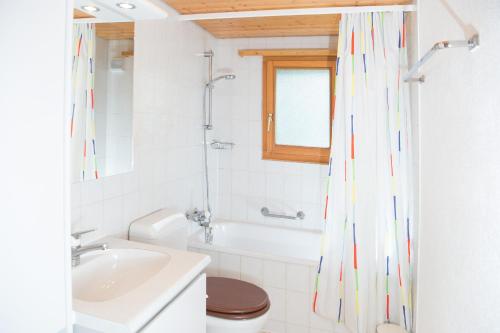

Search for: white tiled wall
xmin=190 ymin=247 xmax=335 ymax=333
xmin=72 ymin=32 xmax=339 ymax=238
xmin=71 ymin=19 xmax=214 ymax=241
xmin=207 ymin=36 xmax=338 ymax=231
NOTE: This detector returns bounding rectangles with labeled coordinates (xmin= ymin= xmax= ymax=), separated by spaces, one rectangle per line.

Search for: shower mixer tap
xmin=186 ymin=208 xmax=210 ymax=226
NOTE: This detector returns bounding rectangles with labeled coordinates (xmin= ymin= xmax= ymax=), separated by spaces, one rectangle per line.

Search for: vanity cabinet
xmin=140 ymin=274 xmax=206 ymax=333
xmin=74 ymin=273 xmax=206 ymax=333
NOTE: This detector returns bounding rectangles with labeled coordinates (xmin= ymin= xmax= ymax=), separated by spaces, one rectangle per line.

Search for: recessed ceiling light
xmin=116 ymin=3 xmax=136 ymax=9
xmin=81 ymin=5 xmax=100 ymax=12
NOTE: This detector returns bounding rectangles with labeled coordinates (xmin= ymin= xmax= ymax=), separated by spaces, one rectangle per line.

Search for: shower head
xmin=207 ymin=74 xmax=236 ymax=87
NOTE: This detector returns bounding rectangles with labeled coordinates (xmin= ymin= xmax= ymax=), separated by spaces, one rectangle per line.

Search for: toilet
xmin=129 ymin=209 xmax=270 ymax=333
xmin=206 ymin=277 xmax=270 ymax=333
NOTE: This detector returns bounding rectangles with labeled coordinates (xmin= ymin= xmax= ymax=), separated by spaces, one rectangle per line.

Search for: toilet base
xmin=207 ymin=312 xmax=269 ymax=333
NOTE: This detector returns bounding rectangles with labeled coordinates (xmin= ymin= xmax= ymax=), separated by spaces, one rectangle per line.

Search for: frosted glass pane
xmin=275 ymin=69 xmax=330 ymax=148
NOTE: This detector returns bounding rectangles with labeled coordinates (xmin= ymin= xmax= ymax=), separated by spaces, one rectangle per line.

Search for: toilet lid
xmin=206 ymin=277 xmax=269 ymax=316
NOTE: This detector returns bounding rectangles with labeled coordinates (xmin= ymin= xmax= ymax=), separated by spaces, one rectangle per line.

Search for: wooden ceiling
xmin=164 ymin=0 xmax=411 ymax=14
xmin=94 ymin=23 xmax=135 ymax=40
xmin=74 ymin=9 xmax=94 ymax=19
xmin=73 ymin=10 xmax=135 ymax=40
xmin=163 ymin=0 xmax=412 ymax=38
xmin=198 ymin=14 xmax=340 ymax=38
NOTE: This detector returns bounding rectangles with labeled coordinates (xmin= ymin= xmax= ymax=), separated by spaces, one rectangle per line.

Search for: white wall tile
xmin=231 ymin=194 xmax=248 ymax=222
xmin=248 ymin=172 xmax=266 ymax=197
xmin=310 ymin=329 xmax=334 ymax=333
xmin=286 ymin=264 xmax=310 ymax=293
xmin=309 ymin=313 xmax=334 ymax=332
xmin=266 ymin=173 xmax=285 ymax=200
xmin=264 ymin=260 xmax=286 ymax=288
xmin=102 ymin=175 xmax=123 ymax=200
xmin=71 ymin=182 xmax=82 ymax=208
xmin=241 ymin=256 xmax=264 ymax=286
xmin=232 ymin=170 xmax=249 ymax=195
xmin=219 ymin=253 xmax=241 ymax=279
xmin=284 ymin=174 xmax=302 ymax=202
xmin=266 ymin=287 xmax=286 ymax=321
xmin=202 ymin=250 xmax=219 ymax=277
xmin=81 ymin=179 xmax=103 ymax=205
xmin=102 ymin=197 xmax=124 ymax=237
xmin=264 ymin=320 xmax=286 ymax=333
xmin=122 ymin=171 xmax=139 ymax=194
xmin=286 ymin=291 xmax=310 ymax=326
xmin=123 ymin=192 xmax=140 ymax=231
xmin=301 ymin=175 xmax=321 ymax=204
xmin=80 ymin=202 xmax=104 ymax=241
xmin=287 ymin=324 xmax=310 ymax=333
xmin=247 ymin=196 xmax=267 ymax=224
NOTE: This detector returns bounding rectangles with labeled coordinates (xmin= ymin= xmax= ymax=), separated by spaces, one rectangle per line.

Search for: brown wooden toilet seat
xmin=206 ymin=277 xmax=271 ymax=320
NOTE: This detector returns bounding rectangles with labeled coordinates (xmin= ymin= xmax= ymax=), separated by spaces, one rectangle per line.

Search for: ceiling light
xmin=81 ymin=5 xmax=100 ymax=12
xmin=116 ymin=3 xmax=136 ymax=9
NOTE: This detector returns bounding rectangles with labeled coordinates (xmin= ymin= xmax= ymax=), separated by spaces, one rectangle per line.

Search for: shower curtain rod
xmin=178 ymin=5 xmax=416 ymax=21
xmin=404 ymin=34 xmax=480 ymax=83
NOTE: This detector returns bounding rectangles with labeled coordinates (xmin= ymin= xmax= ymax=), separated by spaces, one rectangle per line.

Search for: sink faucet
xmin=71 ymin=229 xmax=108 ymax=267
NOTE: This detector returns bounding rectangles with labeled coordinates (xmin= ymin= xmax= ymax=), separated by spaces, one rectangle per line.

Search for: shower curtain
xmin=313 ymin=13 xmax=414 ymax=333
xmin=70 ymin=23 xmax=99 ymax=181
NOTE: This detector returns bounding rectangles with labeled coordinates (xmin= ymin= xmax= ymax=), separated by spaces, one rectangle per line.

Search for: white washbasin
xmin=72 ymin=238 xmax=210 ymax=333
xmin=73 ymin=248 xmax=170 ymax=302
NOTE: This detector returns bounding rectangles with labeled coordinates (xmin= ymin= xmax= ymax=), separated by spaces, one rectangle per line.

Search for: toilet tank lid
xmin=129 ymin=209 xmax=187 ymax=240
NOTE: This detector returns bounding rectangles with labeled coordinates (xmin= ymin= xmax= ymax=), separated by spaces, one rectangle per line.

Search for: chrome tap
xmin=186 ymin=208 xmax=211 ymax=227
xmin=71 ymin=229 xmax=108 ymax=267
xmin=186 ymin=209 xmax=214 ymax=244
xmin=204 ymin=226 xmax=213 ymax=244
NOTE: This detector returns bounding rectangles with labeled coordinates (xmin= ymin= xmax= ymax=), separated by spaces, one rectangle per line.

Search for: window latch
xmin=267 ymin=113 xmax=273 ymax=132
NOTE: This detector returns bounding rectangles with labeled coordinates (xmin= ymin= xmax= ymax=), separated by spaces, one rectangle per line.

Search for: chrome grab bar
xmin=261 ymin=207 xmax=305 ymax=220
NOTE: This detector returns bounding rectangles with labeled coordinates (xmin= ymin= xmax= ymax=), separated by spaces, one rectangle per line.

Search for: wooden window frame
xmin=262 ymin=56 xmax=336 ymax=164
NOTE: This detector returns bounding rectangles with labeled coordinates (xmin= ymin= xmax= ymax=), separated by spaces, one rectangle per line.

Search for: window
xmin=262 ymin=56 xmax=335 ymax=164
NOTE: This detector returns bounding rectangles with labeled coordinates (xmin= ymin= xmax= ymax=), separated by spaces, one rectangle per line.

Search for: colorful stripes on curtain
xmin=313 ymin=12 xmax=414 ymax=333
xmin=71 ymin=23 xmax=99 ymax=181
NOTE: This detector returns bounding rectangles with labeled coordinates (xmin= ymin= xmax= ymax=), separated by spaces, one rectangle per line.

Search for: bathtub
xmin=188 ymin=219 xmax=322 ymax=266
xmin=188 ymin=220 xmax=331 ymax=332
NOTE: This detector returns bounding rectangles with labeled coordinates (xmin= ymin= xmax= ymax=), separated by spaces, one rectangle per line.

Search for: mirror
xmin=70 ymin=23 xmax=134 ymax=182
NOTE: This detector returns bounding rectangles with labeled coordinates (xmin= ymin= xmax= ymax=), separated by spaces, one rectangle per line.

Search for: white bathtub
xmin=188 ymin=220 xmax=331 ymax=332
xmin=188 ymin=220 xmax=321 ymax=266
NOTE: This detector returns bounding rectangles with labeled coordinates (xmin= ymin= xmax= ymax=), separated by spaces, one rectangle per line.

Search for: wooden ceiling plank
xmin=73 ymin=9 xmax=95 ymax=19
xmin=95 ymin=22 xmax=135 ymax=40
xmin=163 ymin=0 xmax=413 ymax=14
xmin=195 ymin=14 xmax=340 ymax=38
xmin=239 ymin=48 xmax=337 ymax=57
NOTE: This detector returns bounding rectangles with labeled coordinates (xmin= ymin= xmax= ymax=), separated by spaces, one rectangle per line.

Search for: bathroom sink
xmin=73 ymin=248 xmax=170 ymax=302
xmin=72 ymin=238 xmax=210 ymax=333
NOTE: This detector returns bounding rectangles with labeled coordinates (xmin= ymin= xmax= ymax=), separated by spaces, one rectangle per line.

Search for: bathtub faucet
xmin=204 ymin=226 xmax=213 ymax=244
xmin=186 ymin=208 xmax=211 ymax=227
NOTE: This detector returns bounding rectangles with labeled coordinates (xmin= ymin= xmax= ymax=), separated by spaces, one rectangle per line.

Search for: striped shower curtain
xmin=313 ymin=13 xmax=414 ymax=333
xmin=70 ymin=23 xmax=99 ymax=181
